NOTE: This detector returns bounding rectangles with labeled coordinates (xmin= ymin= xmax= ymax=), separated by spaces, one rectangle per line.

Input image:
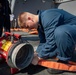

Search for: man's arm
xmin=37 ymin=11 xmax=64 ymax=59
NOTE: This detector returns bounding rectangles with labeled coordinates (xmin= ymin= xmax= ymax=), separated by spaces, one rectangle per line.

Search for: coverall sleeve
xmin=37 ymin=12 xmax=64 ymax=59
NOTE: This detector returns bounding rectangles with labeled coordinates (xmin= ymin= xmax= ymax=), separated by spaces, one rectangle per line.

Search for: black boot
xmin=47 ymin=68 xmax=64 ymax=74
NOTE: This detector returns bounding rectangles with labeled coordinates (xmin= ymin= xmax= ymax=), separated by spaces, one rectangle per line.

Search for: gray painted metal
xmin=13 ymin=0 xmax=55 ymax=19
xmin=10 ymin=0 xmax=16 ymax=13
xmin=58 ymin=0 xmax=76 ymax=15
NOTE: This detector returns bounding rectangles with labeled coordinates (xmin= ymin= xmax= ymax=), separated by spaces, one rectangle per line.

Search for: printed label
xmin=1 ymin=40 xmax=12 ymax=51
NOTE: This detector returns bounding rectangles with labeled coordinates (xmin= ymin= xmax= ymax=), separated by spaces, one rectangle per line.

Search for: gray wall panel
xmin=14 ymin=0 xmax=55 ymax=18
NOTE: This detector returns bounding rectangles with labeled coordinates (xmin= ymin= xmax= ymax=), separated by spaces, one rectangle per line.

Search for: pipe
xmin=10 ymin=0 xmax=16 ymax=13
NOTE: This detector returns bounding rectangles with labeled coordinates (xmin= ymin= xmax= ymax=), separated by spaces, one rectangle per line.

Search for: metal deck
xmin=0 ymin=31 xmax=76 ymax=75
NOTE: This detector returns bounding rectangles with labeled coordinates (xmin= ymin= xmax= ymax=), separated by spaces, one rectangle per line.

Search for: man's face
xmin=23 ymin=18 xmax=38 ymax=30
xmin=26 ymin=19 xmax=35 ymax=29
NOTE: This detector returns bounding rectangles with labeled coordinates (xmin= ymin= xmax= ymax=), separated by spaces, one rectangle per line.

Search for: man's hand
xmin=31 ymin=53 xmax=41 ymax=65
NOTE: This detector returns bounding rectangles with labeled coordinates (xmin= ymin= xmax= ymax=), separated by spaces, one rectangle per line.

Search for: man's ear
xmin=28 ymin=17 xmax=34 ymax=22
xmin=28 ymin=17 xmax=31 ymax=20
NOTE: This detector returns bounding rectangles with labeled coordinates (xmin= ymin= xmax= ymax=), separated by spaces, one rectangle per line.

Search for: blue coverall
xmin=36 ymin=9 xmax=76 ymax=61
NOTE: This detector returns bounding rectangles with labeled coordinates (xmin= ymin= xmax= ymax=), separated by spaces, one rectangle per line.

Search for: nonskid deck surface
xmin=0 ymin=31 xmax=76 ymax=75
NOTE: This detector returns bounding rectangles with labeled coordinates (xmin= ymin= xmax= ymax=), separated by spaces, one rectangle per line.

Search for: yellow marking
xmin=1 ymin=41 xmax=12 ymax=51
